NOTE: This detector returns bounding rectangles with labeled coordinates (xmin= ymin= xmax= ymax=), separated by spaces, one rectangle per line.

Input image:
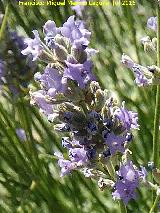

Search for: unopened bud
xmin=54 ymin=34 xmax=71 ymax=52
xmin=71 ymin=47 xmax=87 ymax=63
xmin=98 ymin=177 xmax=114 ymax=191
xmin=90 ymin=81 xmax=101 ymax=93
xmin=54 ymin=44 xmax=68 ymax=61
xmin=121 ymin=53 xmax=134 ymax=69
xmin=95 ymin=89 xmax=105 ymax=111
xmin=39 ymin=49 xmax=56 ymax=63
xmin=153 ymin=168 xmax=160 ymax=185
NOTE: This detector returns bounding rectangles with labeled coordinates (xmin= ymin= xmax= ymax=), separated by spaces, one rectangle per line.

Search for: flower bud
xmin=153 ymin=168 xmax=160 ymax=185
xmin=38 ymin=49 xmax=56 ymax=63
xmin=121 ymin=53 xmax=134 ymax=69
xmin=98 ymin=177 xmax=114 ymax=191
xmin=90 ymin=81 xmax=101 ymax=94
xmin=71 ymin=47 xmax=87 ymax=63
xmin=54 ymin=44 xmax=68 ymax=61
xmin=54 ymin=34 xmax=71 ymax=52
xmin=95 ymin=89 xmax=105 ymax=111
xmin=148 ymin=65 xmax=160 ymax=78
xmin=141 ymin=36 xmax=156 ymax=58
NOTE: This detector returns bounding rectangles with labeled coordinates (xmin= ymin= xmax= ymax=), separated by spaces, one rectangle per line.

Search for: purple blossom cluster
xmin=24 ymin=16 xmax=147 ymax=205
xmin=53 ymin=95 xmax=139 ymax=177
xmin=24 ymin=16 xmax=97 ymax=118
xmin=113 ymin=161 xmax=147 ymax=204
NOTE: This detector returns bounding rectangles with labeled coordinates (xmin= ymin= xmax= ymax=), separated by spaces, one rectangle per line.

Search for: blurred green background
xmin=0 ymin=0 xmax=157 ymax=212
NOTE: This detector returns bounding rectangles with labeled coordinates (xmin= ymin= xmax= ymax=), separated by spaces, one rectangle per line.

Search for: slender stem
xmin=153 ymin=4 xmax=160 ymax=172
xmin=0 ymin=4 xmax=9 ymax=41
xmin=119 ymin=200 xmax=127 ymax=213
xmin=152 ymin=4 xmax=160 ymax=210
xmin=149 ymin=194 xmax=160 ymax=213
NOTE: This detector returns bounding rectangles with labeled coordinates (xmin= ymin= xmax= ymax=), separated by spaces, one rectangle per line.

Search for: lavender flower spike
xmin=114 ymin=101 xmax=139 ymax=131
xmin=147 ymin=17 xmax=157 ymax=32
xmin=21 ymin=30 xmax=43 ymax=61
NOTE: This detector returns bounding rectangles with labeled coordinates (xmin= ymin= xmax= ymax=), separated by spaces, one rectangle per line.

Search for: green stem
xmin=119 ymin=200 xmax=127 ymax=213
xmin=150 ymin=194 xmax=160 ymax=213
xmin=153 ymin=4 xmax=160 ymax=173
xmin=152 ymin=4 xmax=160 ymax=210
xmin=0 ymin=4 xmax=9 ymax=41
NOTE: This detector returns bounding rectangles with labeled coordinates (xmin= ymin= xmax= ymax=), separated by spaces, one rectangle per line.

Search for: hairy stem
xmin=0 ymin=4 xmax=9 ymax=41
xmin=152 ymin=4 xmax=160 ymax=211
xmin=150 ymin=194 xmax=160 ymax=213
xmin=119 ymin=200 xmax=127 ymax=213
xmin=153 ymin=4 xmax=160 ymax=175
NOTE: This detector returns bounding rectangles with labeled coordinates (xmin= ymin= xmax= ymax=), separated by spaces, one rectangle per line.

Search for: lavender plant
xmin=21 ymin=11 xmax=160 ymax=212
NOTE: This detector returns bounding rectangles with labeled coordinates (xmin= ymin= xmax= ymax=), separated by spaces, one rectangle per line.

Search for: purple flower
xmin=36 ymin=67 xmax=67 ymax=97
xmin=147 ymin=17 xmax=157 ymax=31
xmin=112 ymin=161 xmax=146 ymax=204
xmin=112 ymin=180 xmax=137 ymax=204
xmin=69 ymin=147 xmax=88 ymax=166
xmin=132 ymin=65 xmax=151 ymax=87
xmin=118 ymin=161 xmax=139 ymax=183
xmin=105 ymin=133 xmax=126 ymax=155
xmin=87 ymin=121 xmax=98 ymax=135
xmin=16 ymin=128 xmax=27 ymax=141
xmin=121 ymin=54 xmax=134 ymax=69
xmin=112 ymin=161 xmax=139 ymax=204
xmin=43 ymin=20 xmax=58 ymax=36
xmin=43 ymin=20 xmax=59 ymax=48
xmin=55 ymin=152 xmax=75 ymax=176
xmin=86 ymin=147 xmax=96 ymax=160
xmin=85 ymin=48 xmax=99 ymax=58
xmin=21 ymin=30 xmax=43 ymax=61
xmin=55 ymin=147 xmax=87 ymax=176
xmin=114 ymin=101 xmax=139 ymax=131
xmin=61 ymin=16 xmax=91 ymax=48
xmin=30 ymin=90 xmax=53 ymax=116
xmin=64 ymin=60 xmax=95 ymax=88
xmin=138 ymin=166 xmax=147 ymax=182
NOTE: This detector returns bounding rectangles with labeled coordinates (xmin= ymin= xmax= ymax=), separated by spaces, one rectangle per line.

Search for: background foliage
xmin=0 ymin=0 xmax=157 ymax=212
